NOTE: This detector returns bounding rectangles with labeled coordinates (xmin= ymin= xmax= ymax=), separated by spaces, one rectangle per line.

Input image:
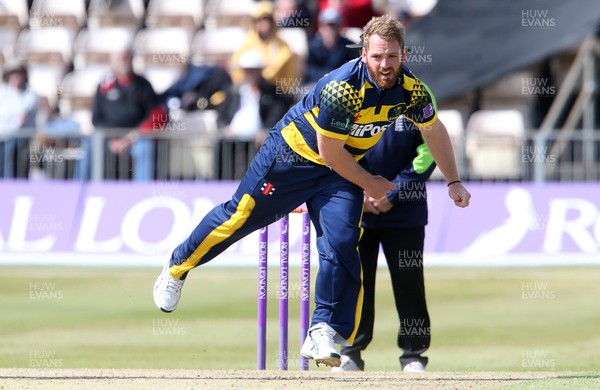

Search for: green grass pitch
xmin=2 ymin=265 xmax=600 ymax=379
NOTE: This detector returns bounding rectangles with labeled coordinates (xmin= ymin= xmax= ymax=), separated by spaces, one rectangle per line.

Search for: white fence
xmin=1 ymin=127 xmax=600 ymax=182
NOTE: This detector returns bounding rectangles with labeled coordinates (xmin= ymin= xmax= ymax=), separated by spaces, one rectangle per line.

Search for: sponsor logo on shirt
xmin=330 ymin=117 xmax=352 ymax=131
xmin=349 ymin=123 xmax=391 ymax=138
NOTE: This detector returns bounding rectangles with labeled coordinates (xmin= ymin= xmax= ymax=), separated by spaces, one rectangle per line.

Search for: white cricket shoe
xmin=300 ymin=322 xmax=341 ymax=367
xmin=403 ymin=361 xmax=426 ymax=372
xmin=331 ymin=355 xmax=363 ymax=372
xmin=153 ymin=260 xmax=184 ymax=313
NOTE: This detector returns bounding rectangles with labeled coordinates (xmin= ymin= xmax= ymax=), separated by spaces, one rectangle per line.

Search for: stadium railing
xmin=0 ymin=127 xmax=257 ymax=181
xmin=1 ymin=128 xmax=599 ymax=182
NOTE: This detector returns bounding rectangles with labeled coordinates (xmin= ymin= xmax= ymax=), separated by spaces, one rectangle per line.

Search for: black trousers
xmin=341 ymin=226 xmax=431 ymax=369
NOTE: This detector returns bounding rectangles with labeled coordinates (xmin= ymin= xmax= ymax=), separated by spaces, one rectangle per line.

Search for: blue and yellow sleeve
xmin=313 ymin=80 xmax=363 ymax=140
xmin=402 ymin=73 xmax=438 ymax=127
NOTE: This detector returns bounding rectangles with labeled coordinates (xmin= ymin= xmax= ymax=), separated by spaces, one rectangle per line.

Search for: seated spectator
xmin=0 ymin=63 xmax=39 ymax=178
xmin=305 ymin=8 xmax=357 ymax=84
xmin=319 ymin=0 xmax=381 ymax=29
xmin=92 ymin=49 xmax=167 ymax=181
xmin=34 ymin=101 xmax=89 ymax=181
xmin=218 ymin=50 xmax=294 ymax=147
xmin=160 ymin=65 xmax=232 ymax=112
xmin=231 ymin=1 xmax=299 ymax=87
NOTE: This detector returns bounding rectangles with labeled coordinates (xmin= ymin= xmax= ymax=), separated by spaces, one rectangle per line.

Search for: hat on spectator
xmin=253 ymin=1 xmax=275 ymax=20
xmin=319 ymin=8 xmax=342 ymax=25
xmin=239 ymin=50 xmax=265 ymax=70
xmin=2 ymin=60 xmax=28 ymax=83
xmin=346 ymin=33 xmax=364 ymax=50
xmin=346 ymin=32 xmax=410 ymax=51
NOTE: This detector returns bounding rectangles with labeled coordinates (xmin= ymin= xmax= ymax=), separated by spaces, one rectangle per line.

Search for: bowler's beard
xmin=366 ymin=61 xmax=402 ymax=90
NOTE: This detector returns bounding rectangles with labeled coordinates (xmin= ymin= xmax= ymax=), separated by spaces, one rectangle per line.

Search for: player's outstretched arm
xmin=317 ymin=133 xmax=395 ymax=199
xmin=418 ymin=119 xmax=471 ymax=208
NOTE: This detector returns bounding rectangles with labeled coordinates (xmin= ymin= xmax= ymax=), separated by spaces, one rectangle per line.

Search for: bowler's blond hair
xmin=362 ymin=14 xmax=405 ymax=51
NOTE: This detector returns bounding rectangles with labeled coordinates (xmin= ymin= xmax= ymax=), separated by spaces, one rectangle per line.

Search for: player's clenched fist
xmin=448 ymin=181 xmax=471 ymax=208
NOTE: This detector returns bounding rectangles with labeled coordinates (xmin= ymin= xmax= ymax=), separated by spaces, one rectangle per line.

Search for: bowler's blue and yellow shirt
xmin=276 ymin=58 xmax=437 ymax=165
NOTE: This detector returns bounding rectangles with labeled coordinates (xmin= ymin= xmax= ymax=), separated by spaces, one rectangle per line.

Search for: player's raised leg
xmin=154 ymin=131 xmax=327 ymax=313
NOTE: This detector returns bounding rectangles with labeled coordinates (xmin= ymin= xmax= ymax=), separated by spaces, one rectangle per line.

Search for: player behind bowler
xmin=334 ymin=117 xmax=436 ymax=372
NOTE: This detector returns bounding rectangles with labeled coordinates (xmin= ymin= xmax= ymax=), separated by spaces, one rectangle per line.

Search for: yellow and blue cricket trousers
xmin=167 ymin=129 xmax=364 ymax=343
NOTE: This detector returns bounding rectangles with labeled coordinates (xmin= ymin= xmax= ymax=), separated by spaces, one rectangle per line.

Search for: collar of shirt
xmin=117 ymin=74 xmax=133 ymax=87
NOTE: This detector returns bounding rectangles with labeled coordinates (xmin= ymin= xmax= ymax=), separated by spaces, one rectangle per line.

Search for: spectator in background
xmin=0 ymin=63 xmax=39 ymax=178
xmin=231 ymin=1 xmax=299 ymax=87
xmin=305 ymin=8 xmax=357 ymax=84
xmin=385 ymin=0 xmax=416 ymax=26
xmin=161 ymin=65 xmax=232 ymax=113
xmin=218 ymin=50 xmax=294 ymax=147
xmin=319 ymin=0 xmax=381 ymax=29
xmin=0 ymin=64 xmax=38 ymax=133
xmin=31 ymin=100 xmax=85 ymax=180
xmin=92 ymin=49 xmax=167 ymax=181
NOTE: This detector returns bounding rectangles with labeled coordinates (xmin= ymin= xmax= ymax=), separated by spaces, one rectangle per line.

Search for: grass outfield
xmin=1 ymin=266 xmax=599 ymax=388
